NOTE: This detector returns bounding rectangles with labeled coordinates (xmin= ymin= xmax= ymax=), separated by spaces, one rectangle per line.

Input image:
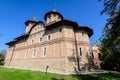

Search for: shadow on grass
xmin=51 ymin=78 xmax=64 ymax=80
xmin=71 ymin=73 xmax=120 ymax=80
xmin=51 ymin=73 xmax=120 ymax=80
xmin=71 ymin=74 xmax=99 ymax=80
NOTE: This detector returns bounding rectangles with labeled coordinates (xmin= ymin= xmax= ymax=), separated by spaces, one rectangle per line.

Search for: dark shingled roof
xmin=25 ymin=20 xmax=38 ymax=26
xmin=6 ymin=33 xmax=28 ymax=45
xmin=5 ymin=40 xmax=17 ymax=45
xmin=46 ymin=19 xmax=93 ymax=37
xmin=45 ymin=19 xmax=78 ymax=29
xmin=15 ymin=33 xmax=29 ymax=40
xmin=6 ymin=21 xmax=44 ymax=45
xmin=6 ymin=17 xmax=93 ymax=45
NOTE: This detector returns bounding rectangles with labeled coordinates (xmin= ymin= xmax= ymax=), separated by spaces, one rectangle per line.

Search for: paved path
xmin=109 ymin=71 xmax=120 ymax=77
xmin=68 ymin=70 xmax=109 ymax=75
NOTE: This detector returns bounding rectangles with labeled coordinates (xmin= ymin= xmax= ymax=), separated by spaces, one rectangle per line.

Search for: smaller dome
xmin=25 ymin=16 xmax=38 ymax=26
xmin=44 ymin=11 xmax=63 ymax=25
xmin=44 ymin=11 xmax=63 ymax=20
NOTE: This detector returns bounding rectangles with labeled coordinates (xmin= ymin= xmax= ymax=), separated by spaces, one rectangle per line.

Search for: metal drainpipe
xmin=73 ymin=28 xmax=80 ymax=71
xmin=8 ymin=42 xmax=16 ymax=66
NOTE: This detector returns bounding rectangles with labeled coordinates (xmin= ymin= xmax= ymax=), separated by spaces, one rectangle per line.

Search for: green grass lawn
xmin=0 ymin=67 xmax=119 ymax=80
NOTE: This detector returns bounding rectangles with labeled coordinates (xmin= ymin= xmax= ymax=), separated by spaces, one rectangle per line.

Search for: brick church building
xmin=4 ymin=10 xmax=100 ymax=74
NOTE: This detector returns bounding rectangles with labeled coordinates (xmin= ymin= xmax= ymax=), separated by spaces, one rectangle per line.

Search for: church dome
xmin=44 ymin=10 xmax=63 ymax=25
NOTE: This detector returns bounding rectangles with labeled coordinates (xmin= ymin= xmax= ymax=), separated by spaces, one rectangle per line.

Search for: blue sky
xmin=0 ymin=0 xmax=108 ymax=51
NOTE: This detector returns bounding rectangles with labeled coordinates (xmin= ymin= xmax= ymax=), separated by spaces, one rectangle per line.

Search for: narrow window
xmin=39 ymin=37 xmax=42 ymax=42
xmin=53 ymin=14 xmax=56 ymax=17
xmin=43 ymin=47 xmax=47 ymax=57
xmin=79 ymin=47 xmax=82 ymax=56
xmin=33 ymin=48 xmax=36 ymax=57
xmin=31 ymin=40 xmax=34 ymax=44
xmin=25 ymin=50 xmax=28 ymax=58
xmin=47 ymin=35 xmax=51 ymax=41
xmin=82 ymin=32 xmax=85 ymax=36
xmin=92 ymin=52 xmax=94 ymax=59
xmin=38 ymin=25 xmax=42 ymax=31
xmin=58 ymin=16 xmax=61 ymax=19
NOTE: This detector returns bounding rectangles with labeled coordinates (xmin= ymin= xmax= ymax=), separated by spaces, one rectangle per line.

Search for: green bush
xmin=0 ymin=61 xmax=4 ymax=65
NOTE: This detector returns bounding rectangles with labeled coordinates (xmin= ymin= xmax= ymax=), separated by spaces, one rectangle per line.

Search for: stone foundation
xmin=5 ymin=58 xmax=68 ymax=73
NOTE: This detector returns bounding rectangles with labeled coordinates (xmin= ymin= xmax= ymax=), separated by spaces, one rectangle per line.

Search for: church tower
xmin=44 ymin=10 xmax=63 ymax=25
xmin=25 ymin=17 xmax=37 ymax=33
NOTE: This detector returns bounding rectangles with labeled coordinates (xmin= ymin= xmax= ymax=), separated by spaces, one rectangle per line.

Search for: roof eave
xmin=44 ymin=11 xmax=63 ymax=20
xmin=78 ymin=26 xmax=93 ymax=37
xmin=45 ymin=19 xmax=78 ymax=29
xmin=5 ymin=40 xmax=17 ymax=45
xmin=25 ymin=20 xmax=38 ymax=26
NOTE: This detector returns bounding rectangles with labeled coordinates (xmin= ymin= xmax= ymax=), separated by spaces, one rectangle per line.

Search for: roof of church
xmin=25 ymin=16 xmax=38 ymax=26
xmin=6 ymin=21 xmax=44 ymax=45
xmin=6 ymin=40 xmax=17 ymax=45
xmin=78 ymin=26 xmax=93 ymax=37
xmin=46 ymin=19 xmax=93 ymax=37
xmin=25 ymin=20 xmax=37 ymax=26
xmin=46 ymin=19 xmax=78 ymax=28
xmin=6 ymin=11 xmax=93 ymax=45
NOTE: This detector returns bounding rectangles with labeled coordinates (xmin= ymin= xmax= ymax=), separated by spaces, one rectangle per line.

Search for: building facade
xmin=91 ymin=43 xmax=102 ymax=69
xmin=5 ymin=10 xmax=95 ymax=74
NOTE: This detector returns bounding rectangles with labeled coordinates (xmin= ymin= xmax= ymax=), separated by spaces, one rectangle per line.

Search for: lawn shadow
xmin=71 ymin=74 xmax=99 ymax=80
xmin=51 ymin=78 xmax=64 ymax=80
xmin=71 ymin=72 xmax=120 ymax=80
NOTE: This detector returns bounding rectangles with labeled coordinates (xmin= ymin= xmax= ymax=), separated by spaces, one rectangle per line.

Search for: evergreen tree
xmin=99 ymin=0 xmax=120 ymax=71
xmin=0 ymin=49 xmax=6 ymax=65
xmin=0 ymin=53 xmax=5 ymax=65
